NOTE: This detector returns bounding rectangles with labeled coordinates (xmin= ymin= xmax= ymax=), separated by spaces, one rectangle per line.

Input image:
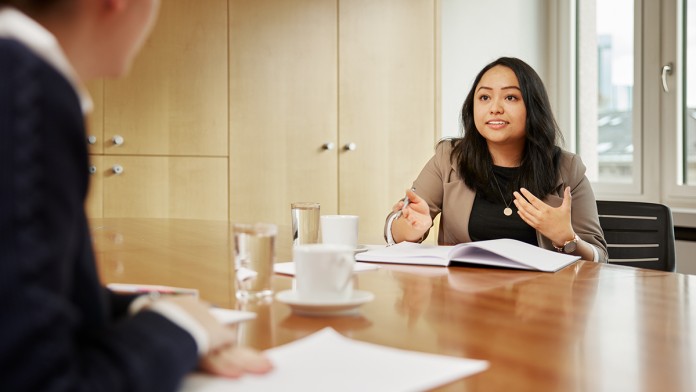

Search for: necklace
xmin=491 ymin=171 xmax=513 ymax=216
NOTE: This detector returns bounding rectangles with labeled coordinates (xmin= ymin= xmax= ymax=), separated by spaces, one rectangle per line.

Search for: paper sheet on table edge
xmin=179 ymin=327 xmax=489 ymax=392
xmin=208 ymin=308 xmax=256 ymax=325
xmin=274 ymin=261 xmax=380 ymax=276
xmin=106 ymin=283 xmax=255 ymax=325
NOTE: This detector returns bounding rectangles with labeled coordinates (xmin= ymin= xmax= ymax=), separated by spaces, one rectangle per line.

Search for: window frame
xmin=662 ymin=0 xmax=696 ymax=208
xmin=569 ymin=0 xmax=696 ymax=207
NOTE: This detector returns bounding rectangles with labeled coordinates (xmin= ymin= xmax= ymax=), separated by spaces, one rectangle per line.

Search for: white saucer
xmin=276 ymin=290 xmax=374 ymax=317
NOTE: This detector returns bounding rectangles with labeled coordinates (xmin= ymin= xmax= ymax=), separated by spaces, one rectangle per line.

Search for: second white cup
xmin=320 ymin=215 xmax=359 ymax=249
xmin=293 ymin=244 xmax=355 ymax=302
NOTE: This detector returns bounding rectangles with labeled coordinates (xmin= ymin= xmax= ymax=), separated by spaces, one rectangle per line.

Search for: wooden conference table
xmin=90 ymin=218 xmax=695 ymax=392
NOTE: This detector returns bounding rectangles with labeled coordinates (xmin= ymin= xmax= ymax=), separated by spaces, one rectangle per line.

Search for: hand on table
xmin=200 ymin=345 xmax=273 ymax=378
xmin=159 ymin=296 xmax=273 ymax=378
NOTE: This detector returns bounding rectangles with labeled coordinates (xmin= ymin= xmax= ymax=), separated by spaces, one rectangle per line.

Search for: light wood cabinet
xmin=228 ymin=0 xmax=339 ymax=229
xmin=102 ymin=0 xmax=228 ymax=157
xmin=338 ymin=0 xmax=436 ymax=243
xmin=86 ymin=0 xmax=436 ymax=231
xmin=85 ymin=81 xmax=104 ymax=218
xmin=101 ymin=156 xmax=227 ymax=219
xmin=86 ymin=0 xmax=229 ymax=219
xmin=85 ymin=155 xmax=103 ymax=218
xmin=229 ymin=0 xmax=435 ymax=244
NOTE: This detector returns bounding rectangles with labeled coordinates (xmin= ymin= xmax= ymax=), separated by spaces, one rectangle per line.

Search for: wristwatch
xmin=554 ymin=234 xmax=578 ymax=254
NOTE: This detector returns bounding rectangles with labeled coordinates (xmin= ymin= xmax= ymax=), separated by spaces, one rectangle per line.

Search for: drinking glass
xmin=290 ymin=202 xmax=320 ymax=245
xmin=233 ymin=223 xmax=277 ymax=302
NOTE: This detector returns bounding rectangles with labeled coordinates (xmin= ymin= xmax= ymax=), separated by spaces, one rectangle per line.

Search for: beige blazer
xmin=406 ymin=141 xmax=608 ymax=263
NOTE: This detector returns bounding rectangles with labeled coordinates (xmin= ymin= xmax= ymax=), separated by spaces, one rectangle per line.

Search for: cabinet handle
xmin=343 ymin=142 xmax=357 ymax=151
xmin=322 ymin=142 xmax=335 ymax=151
xmin=87 ymin=135 xmax=97 ymax=145
xmin=661 ymin=63 xmax=673 ymax=93
xmin=88 ymin=165 xmax=97 ymax=174
xmin=112 ymin=165 xmax=124 ymax=175
xmin=112 ymin=135 xmax=125 ymax=146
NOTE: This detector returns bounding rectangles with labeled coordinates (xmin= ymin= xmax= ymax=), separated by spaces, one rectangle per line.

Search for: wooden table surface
xmin=91 ymin=218 xmax=696 ymax=392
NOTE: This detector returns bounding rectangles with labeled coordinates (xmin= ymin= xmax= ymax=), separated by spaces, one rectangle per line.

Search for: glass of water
xmin=290 ymin=202 xmax=320 ymax=245
xmin=233 ymin=223 xmax=277 ymax=303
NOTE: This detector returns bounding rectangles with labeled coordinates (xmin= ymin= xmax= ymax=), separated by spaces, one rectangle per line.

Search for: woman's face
xmin=473 ymin=65 xmax=527 ymax=156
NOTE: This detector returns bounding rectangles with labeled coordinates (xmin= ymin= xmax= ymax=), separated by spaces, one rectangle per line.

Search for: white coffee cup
xmin=320 ymin=215 xmax=359 ymax=249
xmin=293 ymin=244 xmax=355 ymax=301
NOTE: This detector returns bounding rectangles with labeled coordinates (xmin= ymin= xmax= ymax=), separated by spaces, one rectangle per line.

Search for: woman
xmin=387 ymin=57 xmax=607 ymax=263
xmin=0 ymin=1 xmax=271 ymax=391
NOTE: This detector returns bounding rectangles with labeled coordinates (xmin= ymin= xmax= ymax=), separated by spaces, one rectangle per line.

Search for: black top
xmin=468 ymin=165 xmax=538 ymax=245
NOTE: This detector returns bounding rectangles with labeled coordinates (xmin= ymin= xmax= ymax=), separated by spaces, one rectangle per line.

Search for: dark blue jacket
xmin=0 ymin=38 xmax=198 ymax=392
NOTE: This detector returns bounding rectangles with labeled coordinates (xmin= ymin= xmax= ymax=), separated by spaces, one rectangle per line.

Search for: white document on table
xmin=274 ymin=261 xmax=380 ymax=276
xmin=208 ymin=308 xmax=256 ymax=325
xmin=180 ymin=327 xmax=488 ymax=392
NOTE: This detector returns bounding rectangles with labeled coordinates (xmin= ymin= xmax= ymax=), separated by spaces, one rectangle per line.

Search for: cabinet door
xmin=85 ymin=81 xmax=104 ymax=218
xmin=86 ymin=80 xmax=104 ymax=155
xmin=102 ymin=156 xmax=228 ymax=219
xmin=85 ymin=155 xmax=103 ymax=218
xmin=103 ymin=0 xmax=228 ymax=156
xmin=339 ymin=0 xmax=436 ymax=243
xmin=229 ymin=0 xmax=338 ymax=231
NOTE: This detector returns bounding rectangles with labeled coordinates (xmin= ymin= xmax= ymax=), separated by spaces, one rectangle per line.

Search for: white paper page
xmin=180 ymin=327 xmax=488 ymax=392
xmin=208 ymin=308 xmax=256 ymax=325
xmin=449 ymin=239 xmax=579 ymax=272
xmin=449 ymin=247 xmax=537 ymax=271
xmin=274 ymin=261 xmax=380 ymax=276
xmin=356 ymin=242 xmax=454 ymax=266
xmin=107 ymin=283 xmax=199 ymax=297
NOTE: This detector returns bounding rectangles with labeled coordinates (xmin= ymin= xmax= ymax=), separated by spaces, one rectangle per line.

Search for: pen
xmin=401 ymin=187 xmax=416 ymax=211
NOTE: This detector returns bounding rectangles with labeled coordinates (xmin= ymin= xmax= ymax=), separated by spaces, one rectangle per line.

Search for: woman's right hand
xmin=158 ymin=296 xmax=273 ymax=378
xmin=391 ymin=189 xmax=432 ymax=243
xmin=199 ymin=345 xmax=273 ymax=378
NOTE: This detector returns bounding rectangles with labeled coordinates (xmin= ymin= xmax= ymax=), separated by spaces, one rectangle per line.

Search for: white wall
xmin=676 ymin=241 xmax=696 ymax=275
xmin=440 ymin=0 xmax=549 ymax=137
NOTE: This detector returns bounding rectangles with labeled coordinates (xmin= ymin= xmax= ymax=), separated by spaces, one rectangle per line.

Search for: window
xmin=684 ymin=0 xmax=696 ymax=184
xmin=591 ymin=0 xmax=635 ymax=185
xmin=577 ymin=0 xmax=648 ymax=196
xmin=576 ymin=0 xmax=696 ymax=208
xmin=662 ymin=0 xmax=696 ymax=207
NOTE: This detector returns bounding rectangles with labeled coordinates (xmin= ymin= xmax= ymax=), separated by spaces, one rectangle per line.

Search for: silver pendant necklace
xmin=491 ymin=171 xmax=513 ymax=216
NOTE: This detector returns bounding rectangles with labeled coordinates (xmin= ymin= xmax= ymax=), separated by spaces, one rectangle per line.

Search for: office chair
xmin=596 ymin=200 xmax=676 ymax=272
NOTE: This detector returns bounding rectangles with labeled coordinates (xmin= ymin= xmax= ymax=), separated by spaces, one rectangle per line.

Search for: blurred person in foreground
xmin=0 ymin=1 xmax=272 ymax=391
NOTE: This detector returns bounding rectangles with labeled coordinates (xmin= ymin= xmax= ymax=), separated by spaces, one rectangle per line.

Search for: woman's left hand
xmin=512 ymin=186 xmax=575 ymax=245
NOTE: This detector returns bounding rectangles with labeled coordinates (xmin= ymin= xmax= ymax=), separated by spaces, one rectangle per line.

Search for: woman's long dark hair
xmin=451 ymin=57 xmax=563 ymax=199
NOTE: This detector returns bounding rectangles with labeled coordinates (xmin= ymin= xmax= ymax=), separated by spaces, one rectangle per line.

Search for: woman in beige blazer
xmin=387 ymin=57 xmax=607 ymax=263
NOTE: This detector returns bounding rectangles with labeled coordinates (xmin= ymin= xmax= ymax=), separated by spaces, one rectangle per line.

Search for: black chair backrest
xmin=596 ymin=200 xmax=676 ymax=272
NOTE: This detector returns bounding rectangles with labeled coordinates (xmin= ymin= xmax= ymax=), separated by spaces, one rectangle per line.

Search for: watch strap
xmin=554 ymin=234 xmax=578 ymax=253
